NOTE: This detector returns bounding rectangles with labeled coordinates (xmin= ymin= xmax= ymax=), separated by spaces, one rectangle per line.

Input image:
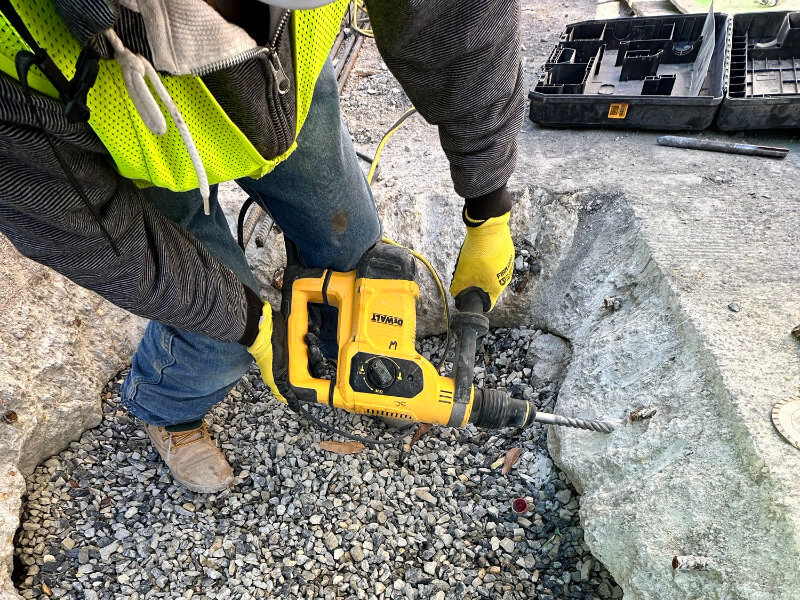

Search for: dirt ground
xmin=340 ymin=0 xmax=607 ymax=157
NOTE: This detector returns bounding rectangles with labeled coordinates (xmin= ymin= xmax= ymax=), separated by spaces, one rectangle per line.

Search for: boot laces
xmin=162 ymin=423 xmax=211 ymax=450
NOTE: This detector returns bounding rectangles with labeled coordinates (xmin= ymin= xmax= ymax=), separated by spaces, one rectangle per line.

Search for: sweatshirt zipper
xmin=267 ymin=9 xmax=291 ymax=95
xmin=192 ymin=8 xmax=292 ymax=97
xmin=268 ymin=8 xmax=293 ymax=152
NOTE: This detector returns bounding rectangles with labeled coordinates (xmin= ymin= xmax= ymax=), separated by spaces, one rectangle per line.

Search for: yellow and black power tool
xmin=280 ymin=242 xmax=617 ymax=440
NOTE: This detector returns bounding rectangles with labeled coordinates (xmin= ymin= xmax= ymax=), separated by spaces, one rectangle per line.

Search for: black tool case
xmin=717 ymin=11 xmax=800 ymax=130
xmin=528 ymin=13 xmax=731 ymax=130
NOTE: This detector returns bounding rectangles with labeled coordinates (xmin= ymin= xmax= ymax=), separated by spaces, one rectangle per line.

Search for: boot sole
xmin=170 ymin=472 xmax=234 ymax=494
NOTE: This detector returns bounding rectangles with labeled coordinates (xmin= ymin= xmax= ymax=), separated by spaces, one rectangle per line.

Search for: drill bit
xmin=534 ymin=411 xmax=620 ymax=433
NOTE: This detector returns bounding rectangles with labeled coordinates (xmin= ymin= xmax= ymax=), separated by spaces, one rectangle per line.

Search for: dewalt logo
xmin=497 ymin=255 xmax=513 ymax=286
xmin=371 ymin=313 xmax=403 ymax=327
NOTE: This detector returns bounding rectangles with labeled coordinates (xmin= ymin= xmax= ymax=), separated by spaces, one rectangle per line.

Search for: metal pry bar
xmin=534 ymin=411 xmax=620 ymax=433
xmin=657 ymin=135 xmax=789 ymax=159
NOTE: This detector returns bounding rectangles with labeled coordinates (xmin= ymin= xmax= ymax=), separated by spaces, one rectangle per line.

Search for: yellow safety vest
xmin=0 ymin=0 xmax=347 ymax=191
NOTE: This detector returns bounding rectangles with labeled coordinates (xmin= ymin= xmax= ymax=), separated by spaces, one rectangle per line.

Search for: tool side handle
xmin=449 ymin=290 xmax=490 ymax=426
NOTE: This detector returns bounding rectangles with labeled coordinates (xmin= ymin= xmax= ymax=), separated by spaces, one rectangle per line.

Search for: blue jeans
xmin=121 ymin=62 xmax=381 ymax=426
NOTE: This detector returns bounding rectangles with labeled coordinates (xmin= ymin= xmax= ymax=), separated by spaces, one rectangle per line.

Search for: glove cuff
xmin=463 ymin=186 xmax=512 ymax=225
xmin=237 ymin=285 xmax=264 ymax=346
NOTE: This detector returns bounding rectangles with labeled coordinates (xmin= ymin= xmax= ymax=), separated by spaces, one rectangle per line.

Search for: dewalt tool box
xmin=528 ymin=10 xmax=800 ymax=130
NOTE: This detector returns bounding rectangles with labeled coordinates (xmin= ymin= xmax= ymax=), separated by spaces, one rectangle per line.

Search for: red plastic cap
xmin=512 ymin=497 xmax=528 ymax=514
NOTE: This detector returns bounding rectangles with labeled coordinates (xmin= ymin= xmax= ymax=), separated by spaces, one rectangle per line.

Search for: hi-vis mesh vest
xmin=0 ymin=0 xmax=348 ymax=191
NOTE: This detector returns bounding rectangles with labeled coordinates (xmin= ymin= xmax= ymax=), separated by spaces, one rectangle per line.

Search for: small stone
xmin=499 ymin=538 xmax=515 ymax=553
xmin=350 ymin=545 xmax=365 ymax=562
xmin=581 ymin=559 xmax=593 ymax=581
xmin=630 ymin=406 xmax=657 ymax=421
xmin=424 ymin=562 xmax=437 ymax=576
xmin=728 ymin=302 xmax=740 ymax=312
xmin=555 ymin=489 xmax=572 ymax=505
xmin=99 ymin=541 xmax=119 ymax=561
xmin=405 ymin=566 xmax=423 ymax=584
xmin=413 ymin=488 xmax=437 ymax=505
xmin=61 ymin=537 xmax=75 ymax=550
xmin=324 ymin=531 xmax=339 ymax=551
xmin=275 ymin=443 xmax=287 ymax=459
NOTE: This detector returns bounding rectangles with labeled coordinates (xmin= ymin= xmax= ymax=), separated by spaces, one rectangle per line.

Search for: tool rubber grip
xmin=449 ymin=290 xmax=490 ymax=426
xmin=469 ymin=388 xmax=536 ymax=429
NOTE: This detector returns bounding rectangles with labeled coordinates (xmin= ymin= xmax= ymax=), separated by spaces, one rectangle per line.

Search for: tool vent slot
xmin=365 ymin=409 xmax=412 ymax=420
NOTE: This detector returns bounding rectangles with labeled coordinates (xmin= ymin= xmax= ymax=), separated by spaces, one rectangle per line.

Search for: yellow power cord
xmin=350 ymin=0 xmax=374 ymax=38
xmin=366 ymin=108 xmax=416 ymax=186
xmin=364 ymin=107 xmax=452 ymax=370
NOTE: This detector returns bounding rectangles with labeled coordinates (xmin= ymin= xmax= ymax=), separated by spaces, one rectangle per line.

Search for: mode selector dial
xmin=367 ymin=358 xmax=396 ymax=390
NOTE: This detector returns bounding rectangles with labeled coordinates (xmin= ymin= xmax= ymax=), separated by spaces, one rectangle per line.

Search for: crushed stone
xmin=14 ymin=328 xmax=619 ymax=600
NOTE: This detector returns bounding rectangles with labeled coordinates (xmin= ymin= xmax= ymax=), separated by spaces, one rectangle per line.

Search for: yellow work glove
xmin=247 ymin=302 xmax=290 ymax=404
xmin=450 ymin=210 xmax=515 ymax=311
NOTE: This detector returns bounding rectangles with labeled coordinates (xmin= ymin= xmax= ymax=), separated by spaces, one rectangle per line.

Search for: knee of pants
xmin=299 ymin=212 xmax=382 ymax=271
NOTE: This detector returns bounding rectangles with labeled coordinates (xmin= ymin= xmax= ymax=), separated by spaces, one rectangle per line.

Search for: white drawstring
xmin=104 ymin=28 xmax=211 ymax=215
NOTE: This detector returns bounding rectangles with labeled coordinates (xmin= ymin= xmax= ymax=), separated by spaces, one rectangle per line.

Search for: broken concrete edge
xmin=12 ymin=403 xmax=106 ymax=478
xmin=536 ymin=193 xmax=799 ymax=597
xmin=1 ymin=369 xmax=124 ymax=600
xmin=0 ymin=249 xmax=145 ymax=600
xmin=1 ymin=466 xmax=25 ymax=600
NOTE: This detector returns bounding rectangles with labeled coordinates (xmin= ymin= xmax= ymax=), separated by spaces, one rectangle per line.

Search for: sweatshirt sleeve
xmin=0 ymin=73 xmax=261 ymax=344
xmin=364 ymin=0 xmax=525 ymax=204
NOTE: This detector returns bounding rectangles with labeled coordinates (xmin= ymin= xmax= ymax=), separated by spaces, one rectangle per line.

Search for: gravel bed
xmin=14 ymin=328 xmax=620 ymax=600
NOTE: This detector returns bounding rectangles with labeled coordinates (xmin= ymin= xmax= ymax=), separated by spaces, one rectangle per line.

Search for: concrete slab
xmin=518 ymin=123 xmax=800 ymax=599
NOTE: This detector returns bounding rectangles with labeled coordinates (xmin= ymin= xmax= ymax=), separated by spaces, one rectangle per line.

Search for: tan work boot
xmin=145 ymin=422 xmax=234 ymax=493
